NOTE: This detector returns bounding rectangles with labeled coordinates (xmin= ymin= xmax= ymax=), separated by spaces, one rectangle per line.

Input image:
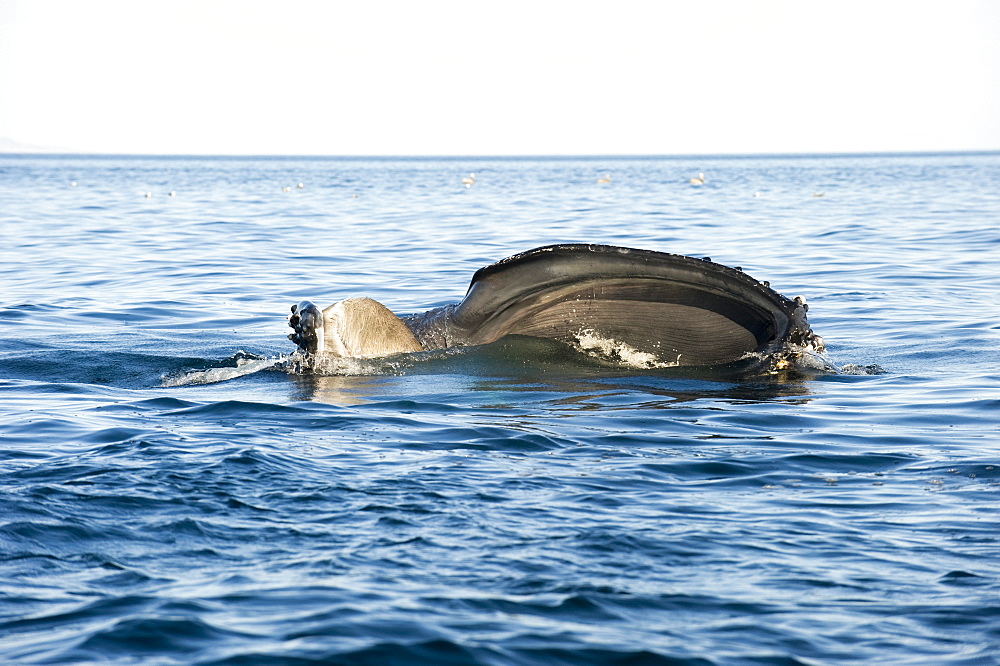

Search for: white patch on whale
xmin=573 ymin=329 xmax=682 ymax=369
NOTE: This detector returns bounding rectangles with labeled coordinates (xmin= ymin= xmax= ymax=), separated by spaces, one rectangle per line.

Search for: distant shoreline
xmin=2 ymin=149 xmax=999 ymax=161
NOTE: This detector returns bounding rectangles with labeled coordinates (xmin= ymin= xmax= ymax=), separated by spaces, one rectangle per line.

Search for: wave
xmin=161 ymin=355 xmax=282 ymax=386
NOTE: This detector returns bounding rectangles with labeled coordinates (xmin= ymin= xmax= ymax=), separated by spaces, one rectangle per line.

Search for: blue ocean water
xmin=1 ymin=152 xmax=998 ymax=664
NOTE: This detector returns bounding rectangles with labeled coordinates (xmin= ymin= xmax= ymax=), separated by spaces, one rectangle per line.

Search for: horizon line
xmin=2 ymin=148 xmax=999 ymax=160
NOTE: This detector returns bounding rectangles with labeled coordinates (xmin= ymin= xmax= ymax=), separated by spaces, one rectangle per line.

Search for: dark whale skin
xmin=403 ymin=243 xmax=823 ymax=373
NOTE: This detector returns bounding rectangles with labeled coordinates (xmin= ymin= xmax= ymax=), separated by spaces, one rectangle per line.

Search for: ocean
xmin=1 ymin=152 xmax=998 ymax=664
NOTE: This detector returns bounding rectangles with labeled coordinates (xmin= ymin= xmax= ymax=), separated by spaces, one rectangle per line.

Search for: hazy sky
xmin=1 ymin=0 xmax=998 ymax=155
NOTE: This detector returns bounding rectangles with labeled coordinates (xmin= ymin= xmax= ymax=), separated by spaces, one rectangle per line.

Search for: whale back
xmin=405 ymin=244 xmax=820 ymax=370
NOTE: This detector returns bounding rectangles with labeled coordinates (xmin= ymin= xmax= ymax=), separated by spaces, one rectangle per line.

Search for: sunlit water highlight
xmin=1 ymin=153 xmax=999 ymax=664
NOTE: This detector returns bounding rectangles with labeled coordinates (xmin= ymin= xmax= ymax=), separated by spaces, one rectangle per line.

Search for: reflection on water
xmin=277 ymin=335 xmax=819 ymax=407
xmin=289 ymin=373 xmax=399 ymax=405
xmin=471 ymin=374 xmax=815 ymax=409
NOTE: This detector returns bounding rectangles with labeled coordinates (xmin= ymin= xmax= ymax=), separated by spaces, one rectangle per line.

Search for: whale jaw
xmin=288 ymin=301 xmax=326 ymax=355
xmin=288 ymin=298 xmax=422 ymax=358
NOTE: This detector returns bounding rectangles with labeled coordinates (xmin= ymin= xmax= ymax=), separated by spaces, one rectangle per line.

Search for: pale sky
xmin=1 ymin=0 xmax=998 ymax=156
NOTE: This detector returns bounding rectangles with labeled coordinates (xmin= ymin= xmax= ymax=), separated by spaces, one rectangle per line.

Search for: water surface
xmin=1 ymin=153 xmax=998 ymax=664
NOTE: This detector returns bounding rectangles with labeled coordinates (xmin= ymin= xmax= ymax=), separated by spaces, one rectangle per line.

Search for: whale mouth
xmin=404 ymin=244 xmax=823 ymax=373
xmin=458 ymin=279 xmax=775 ymax=367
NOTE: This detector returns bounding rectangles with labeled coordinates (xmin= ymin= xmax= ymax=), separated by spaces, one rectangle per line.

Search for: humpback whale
xmin=287 ymin=244 xmax=824 ymax=373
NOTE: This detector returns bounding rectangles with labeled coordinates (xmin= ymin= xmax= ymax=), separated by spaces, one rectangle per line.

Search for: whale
xmin=287 ymin=244 xmax=825 ymax=373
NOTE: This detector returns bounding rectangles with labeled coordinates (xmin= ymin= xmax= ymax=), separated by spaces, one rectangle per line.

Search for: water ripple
xmin=2 ymin=153 xmax=999 ymax=664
